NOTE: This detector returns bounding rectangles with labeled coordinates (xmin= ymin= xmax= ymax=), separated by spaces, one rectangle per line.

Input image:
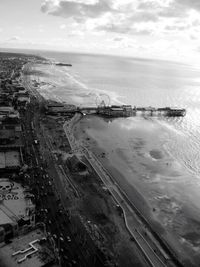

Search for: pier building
xmin=81 ymin=105 xmax=186 ymax=118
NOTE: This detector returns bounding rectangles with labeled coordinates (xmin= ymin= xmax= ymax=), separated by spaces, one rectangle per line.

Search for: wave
xmin=33 ymin=63 xmax=125 ymax=106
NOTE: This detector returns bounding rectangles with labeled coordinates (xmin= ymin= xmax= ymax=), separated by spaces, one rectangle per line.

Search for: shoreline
xmin=27 ymin=60 xmax=197 ymax=266
xmin=24 ymin=61 xmax=152 ymax=266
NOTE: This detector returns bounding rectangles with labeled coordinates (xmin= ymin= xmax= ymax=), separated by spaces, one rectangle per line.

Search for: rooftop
xmin=0 ymin=106 xmax=15 ymax=113
xmin=17 ymin=96 xmax=30 ymax=103
xmin=0 ymin=151 xmax=21 ymax=169
xmin=0 ymin=179 xmax=35 ymax=225
xmin=0 ymin=129 xmax=15 ymax=140
xmin=0 ymin=229 xmax=58 ymax=267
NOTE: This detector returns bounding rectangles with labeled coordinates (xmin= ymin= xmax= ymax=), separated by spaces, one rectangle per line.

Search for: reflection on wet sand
xmin=74 ymin=115 xmax=200 ymax=266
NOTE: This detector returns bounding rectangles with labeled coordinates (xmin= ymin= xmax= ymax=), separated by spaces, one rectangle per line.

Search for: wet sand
xmin=73 ymin=115 xmax=200 ymax=266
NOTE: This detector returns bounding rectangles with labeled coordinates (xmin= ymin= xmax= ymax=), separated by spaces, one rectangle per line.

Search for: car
xmin=71 ymin=260 xmax=77 ymax=266
xmin=34 ymin=139 xmax=39 ymax=145
xmin=59 ymin=237 xmax=64 ymax=242
xmin=66 ymin=236 xmax=71 ymax=242
xmin=63 ymin=255 xmax=69 ymax=261
xmin=53 ymin=234 xmax=57 ymax=239
xmin=44 ymin=209 xmax=48 ymax=214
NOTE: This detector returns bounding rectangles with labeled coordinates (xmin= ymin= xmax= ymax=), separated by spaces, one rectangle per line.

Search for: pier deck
xmin=79 ymin=105 xmax=186 ymax=117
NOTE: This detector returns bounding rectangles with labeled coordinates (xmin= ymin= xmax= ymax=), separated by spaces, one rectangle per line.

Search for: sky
xmin=0 ymin=0 xmax=200 ymax=63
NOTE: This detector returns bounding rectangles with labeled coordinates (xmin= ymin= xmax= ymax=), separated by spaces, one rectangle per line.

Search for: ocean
xmin=30 ymin=50 xmax=200 ymax=265
xmin=36 ymin=51 xmax=200 ymax=174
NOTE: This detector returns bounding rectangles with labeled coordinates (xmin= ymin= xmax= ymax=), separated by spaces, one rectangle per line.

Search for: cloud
xmin=97 ymin=22 xmax=154 ymax=35
xmin=59 ymin=24 xmax=66 ymax=29
xmin=111 ymin=36 xmax=138 ymax=49
xmin=113 ymin=37 xmax=123 ymax=42
xmin=41 ymin=0 xmax=113 ymax=22
xmin=176 ymin=0 xmax=200 ymax=11
xmin=7 ymin=36 xmax=21 ymax=42
xmin=67 ymin=29 xmax=85 ymax=37
xmin=138 ymin=0 xmax=172 ymax=10
xmin=165 ymin=25 xmax=189 ymax=31
xmin=157 ymin=0 xmax=200 ymax=18
xmin=41 ymin=0 xmax=158 ymax=33
xmin=41 ymin=0 xmax=200 ymax=38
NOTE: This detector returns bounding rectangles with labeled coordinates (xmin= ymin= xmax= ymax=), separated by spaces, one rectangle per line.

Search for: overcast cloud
xmin=40 ymin=0 xmax=200 ymax=42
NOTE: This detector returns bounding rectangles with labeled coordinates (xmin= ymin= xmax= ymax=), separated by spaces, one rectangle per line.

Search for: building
xmin=0 ymin=113 xmax=20 ymax=124
xmin=0 ymin=93 xmax=12 ymax=106
xmin=0 ymin=129 xmax=15 ymax=145
xmin=45 ymin=102 xmax=76 ymax=115
xmin=0 ymin=229 xmax=58 ymax=267
xmin=0 ymin=150 xmax=21 ymax=170
xmin=13 ymin=85 xmax=26 ymax=92
xmin=0 ymin=106 xmax=15 ymax=115
xmin=0 ymin=122 xmax=22 ymax=132
xmin=98 ymin=105 xmax=133 ymax=117
xmin=0 ymin=179 xmax=35 ymax=241
xmin=16 ymin=96 xmax=30 ymax=110
xmin=0 ymin=106 xmax=19 ymax=119
xmin=0 ymin=128 xmax=24 ymax=151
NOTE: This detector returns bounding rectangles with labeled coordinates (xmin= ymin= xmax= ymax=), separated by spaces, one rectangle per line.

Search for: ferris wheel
xmin=95 ymin=93 xmax=110 ymax=107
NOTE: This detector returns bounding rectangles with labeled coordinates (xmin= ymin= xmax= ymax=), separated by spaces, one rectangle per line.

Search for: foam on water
xmin=32 ymin=63 xmax=124 ymax=106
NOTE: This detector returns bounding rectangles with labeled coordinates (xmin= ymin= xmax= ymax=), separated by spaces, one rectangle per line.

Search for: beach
xmin=73 ymin=115 xmax=200 ymax=266
xmin=28 ymin=53 xmax=200 ymax=266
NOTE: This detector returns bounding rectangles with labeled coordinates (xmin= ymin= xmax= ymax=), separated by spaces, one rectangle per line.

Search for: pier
xmin=78 ymin=105 xmax=186 ymax=117
xmin=45 ymin=101 xmax=186 ymax=117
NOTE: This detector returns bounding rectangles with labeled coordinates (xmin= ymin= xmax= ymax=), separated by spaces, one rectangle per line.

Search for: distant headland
xmin=55 ymin=62 xmax=72 ymax=67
